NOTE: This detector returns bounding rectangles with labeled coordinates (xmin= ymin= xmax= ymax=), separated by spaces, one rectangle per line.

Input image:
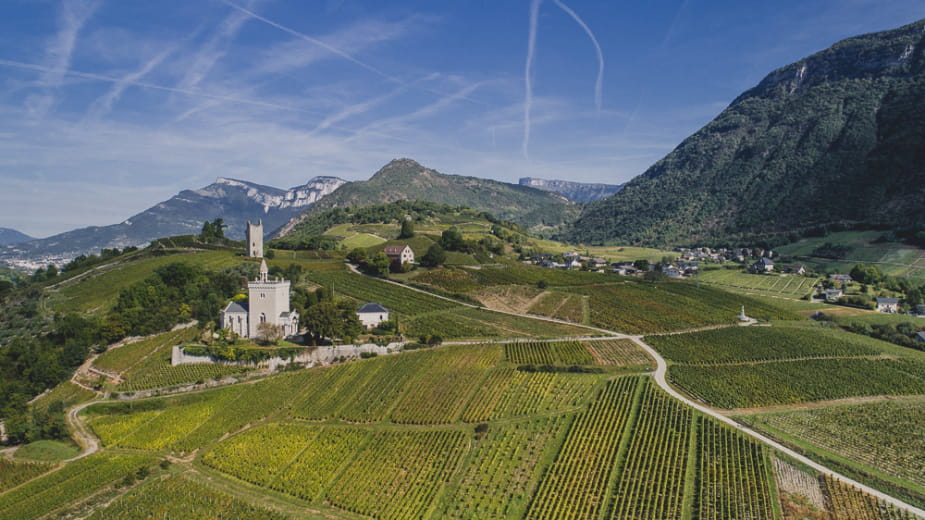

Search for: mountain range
xmin=0 ymin=228 xmax=34 ymax=246
xmin=518 ymin=178 xmax=623 ymax=202
xmin=0 ymin=176 xmax=345 ymax=268
xmin=275 ymin=158 xmax=578 ymax=239
xmin=567 ymin=19 xmax=925 ymax=246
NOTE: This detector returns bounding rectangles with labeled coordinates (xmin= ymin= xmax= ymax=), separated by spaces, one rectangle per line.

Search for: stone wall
xmin=171 ymin=342 xmax=402 ymax=371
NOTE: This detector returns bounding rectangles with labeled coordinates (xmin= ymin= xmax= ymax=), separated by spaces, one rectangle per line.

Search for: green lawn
xmin=13 ymin=440 xmax=81 ymax=462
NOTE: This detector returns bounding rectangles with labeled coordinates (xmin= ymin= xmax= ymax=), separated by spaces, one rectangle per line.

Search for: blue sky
xmin=0 ymin=0 xmax=922 ymax=237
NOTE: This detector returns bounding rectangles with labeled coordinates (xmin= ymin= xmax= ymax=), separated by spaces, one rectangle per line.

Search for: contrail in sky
xmin=553 ymin=0 xmax=604 ymax=110
xmin=522 ymin=0 xmax=542 ymax=158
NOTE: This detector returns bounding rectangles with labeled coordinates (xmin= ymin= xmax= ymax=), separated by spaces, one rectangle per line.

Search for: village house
xmin=357 ymin=302 xmax=389 ymax=329
xmin=830 ymin=274 xmax=853 ymax=283
xmin=876 ymin=297 xmax=900 ymax=313
xmin=664 ymin=266 xmax=683 ymax=279
xmin=383 ymin=245 xmax=414 ymax=266
xmin=823 ymin=288 xmax=843 ymax=300
xmin=749 ymin=257 xmax=775 ymax=273
xmin=784 ymin=264 xmax=807 ymax=275
xmin=220 ymin=259 xmax=300 ymax=339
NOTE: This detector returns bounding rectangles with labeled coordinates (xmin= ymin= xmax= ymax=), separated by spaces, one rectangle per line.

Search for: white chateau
xmin=246 ymin=220 xmax=264 ymax=258
xmin=221 ymin=259 xmax=300 ymax=339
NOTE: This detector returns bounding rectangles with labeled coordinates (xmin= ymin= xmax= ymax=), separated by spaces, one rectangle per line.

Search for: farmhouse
xmin=830 ymin=274 xmax=853 ymax=283
xmin=749 ymin=257 xmax=775 ymax=273
xmin=823 ymin=288 xmax=843 ymax=300
xmin=784 ymin=264 xmax=806 ymax=275
xmin=876 ymin=297 xmax=900 ymax=313
xmin=220 ymin=259 xmax=300 ymax=339
xmin=357 ymin=302 xmax=389 ymax=329
xmin=384 ymin=245 xmax=414 ymax=265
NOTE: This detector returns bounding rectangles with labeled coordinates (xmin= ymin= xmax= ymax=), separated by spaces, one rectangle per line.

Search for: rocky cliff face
xmin=0 ymin=176 xmax=346 ymax=268
xmin=518 ymin=177 xmax=623 ymax=203
xmin=567 ymin=19 xmax=925 ymax=246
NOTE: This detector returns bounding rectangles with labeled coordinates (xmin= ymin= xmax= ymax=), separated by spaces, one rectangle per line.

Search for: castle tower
xmin=246 ymin=220 xmax=263 ymax=258
xmin=247 ymin=259 xmax=294 ymax=338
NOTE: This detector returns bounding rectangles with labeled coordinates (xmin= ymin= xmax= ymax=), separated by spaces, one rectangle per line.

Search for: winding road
xmin=58 ymin=264 xmax=925 ymax=517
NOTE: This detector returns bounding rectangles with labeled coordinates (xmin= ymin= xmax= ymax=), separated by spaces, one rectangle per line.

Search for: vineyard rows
xmin=823 ymin=475 xmax=920 ymax=520
xmin=504 ymin=341 xmax=595 ymax=366
xmin=695 ymin=417 xmax=774 ymax=520
xmin=325 ymin=430 xmax=468 ymax=519
xmin=441 ymin=416 xmax=572 ymax=519
xmin=608 ymin=380 xmax=692 ymax=520
xmin=773 ymin=458 xmax=827 ymax=511
xmin=403 ymin=307 xmax=589 ymax=340
xmin=86 ymin=475 xmax=288 ymax=520
xmin=93 ymin=328 xmax=197 ymax=373
xmin=528 ymin=292 xmax=586 ymax=324
xmin=306 ymin=270 xmax=459 ymax=316
xmin=751 ymin=400 xmax=925 ymax=487
xmin=569 ymin=283 xmax=797 ymax=334
xmin=585 ymin=339 xmax=653 ymax=367
xmin=117 ymin=357 xmax=251 ymax=392
xmin=648 ymin=326 xmax=883 ymax=365
xmin=202 ymin=423 xmax=319 ymax=487
xmin=0 ymin=454 xmax=153 ymax=520
xmin=0 ymin=460 xmax=54 ymax=493
xmin=271 ymin=427 xmax=369 ymax=501
xmin=461 ymin=368 xmax=597 ymax=423
xmin=526 ymin=377 xmax=644 ymax=519
xmin=669 ymin=358 xmax=925 ymax=408
xmin=390 ymin=346 xmax=500 ymax=424
xmin=698 ymin=269 xmax=818 ymax=298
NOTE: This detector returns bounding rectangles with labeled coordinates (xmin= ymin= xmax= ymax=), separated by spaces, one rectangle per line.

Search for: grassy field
xmin=13 ymin=440 xmax=81 ymax=462
xmin=47 ymin=250 xmax=243 ymax=314
xmin=775 ymin=231 xmax=925 ymax=282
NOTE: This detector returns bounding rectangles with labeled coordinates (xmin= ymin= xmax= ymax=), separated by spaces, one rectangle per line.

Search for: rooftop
xmin=358 ymin=302 xmax=389 ymax=313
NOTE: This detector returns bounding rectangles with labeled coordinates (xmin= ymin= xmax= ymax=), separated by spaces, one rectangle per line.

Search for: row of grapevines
xmin=271 ymin=427 xmax=370 ymax=501
xmin=526 ymin=376 xmax=643 ymax=520
xmin=336 ymin=352 xmax=438 ymax=422
xmin=823 ymin=475 xmax=920 ymax=520
xmin=0 ymin=454 xmax=153 ymax=520
xmin=608 ymin=381 xmax=692 ymax=520
xmin=669 ymin=358 xmax=925 ymax=408
xmin=696 ymin=417 xmax=774 ymax=520
xmin=85 ymin=475 xmax=289 ymax=520
xmin=504 ymin=341 xmax=596 ymax=366
xmin=403 ymin=307 xmax=590 ymax=340
xmin=390 ymin=345 xmax=500 ymax=424
xmin=202 ymin=423 xmax=319 ymax=487
xmin=93 ymin=328 xmax=197 ymax=373
xmin=441 ymin=415 xmax=572 ymax=519
xmin=751 ymin=400 xmax=925 ymax=488
xmin=306 ymin=270 xmax=459 ymax=316
xmin=118 ymin=360 xmax=251 ymax=392
xmin=326 ymin=429 xmax=468 ymax=519
xmin=0 ymin=459 xmax=54 ymax=493
xmin=646 ymin=326 xmax=882 ymax=365
xmin=461 ymin=368 xmax=597 ymax=423
xmin=584 ymin=339 xmax=653 ymax=367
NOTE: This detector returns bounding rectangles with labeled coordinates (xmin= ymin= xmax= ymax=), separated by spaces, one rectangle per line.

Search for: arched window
xmin=260 ymin=313 xmax=266 ymax=323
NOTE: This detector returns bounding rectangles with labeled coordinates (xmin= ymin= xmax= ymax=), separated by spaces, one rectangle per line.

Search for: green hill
xmin=275 ymin=158 xmax=579 ymax=237
xmin=568 ymin=19 xmax=925 ymax=247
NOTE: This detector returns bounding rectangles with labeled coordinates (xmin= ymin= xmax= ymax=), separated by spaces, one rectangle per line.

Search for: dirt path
xmin=65 ymin=400 xmax=101 ymax=462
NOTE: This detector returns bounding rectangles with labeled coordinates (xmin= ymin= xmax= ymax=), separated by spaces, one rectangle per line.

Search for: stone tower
xmin=246 ymin=219 xmax=263 ymax=258
xmin=247 ymin=259 xmax=295 ymax=338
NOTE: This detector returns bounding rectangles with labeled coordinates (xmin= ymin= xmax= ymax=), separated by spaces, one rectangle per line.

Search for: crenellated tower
xmin=246 ymin=219 xmax=263 ymax=258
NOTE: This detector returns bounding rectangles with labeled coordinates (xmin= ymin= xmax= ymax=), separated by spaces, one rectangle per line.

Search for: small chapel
xmin=220 ymin=258 xmax=300 ymax=339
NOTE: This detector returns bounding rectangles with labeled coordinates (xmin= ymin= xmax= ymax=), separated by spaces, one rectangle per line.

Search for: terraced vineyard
xmin=0 ymin=454 xmax=153 ymax=520
xmin=584 ymin=339 xmax=653 ymax=367
xmin=86 ymin=475 xmax=290 ymax=520
xmin=647 ymin=326 xmax=883 ymax=364
xmin=528 ymin=292 xmax=586 ymax=323
xmin=93 ymin=327 xmax=198 ymax=373
xmin=117 ymin=360 xmax=252 ymax=392
xmin=441 ymin=416 xmax=572 ymax=519
xmin=749 ymin=400 xmax=925 ymax=488
xmin=569 ymin=282 xmax=799 ymax=334
xmin=695 ymin=417 xmax=774 ymax=520
xmin=460 ymin=368 xmax=598 ymax=422
xmin=669 ymin=358 xmax=925 ymax=408
xmin=698 ymin=269 xmax=819 ymax=298
xmin=504 ymin=341 xmax=595 ymax=366
xmin=306 ymin=269 xmax=460 ymax=316
xmin=403 ymin=306 xmax=590 ymax=340
xmin=526 ymin=377 xmax=643 ymax=519
xmin=0 ymin=460 xmax=54 ymax=493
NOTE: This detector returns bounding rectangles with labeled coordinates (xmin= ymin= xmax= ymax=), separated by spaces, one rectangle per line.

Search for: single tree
xmin=303 ymin=301 xmax=342 ymax=344
xmin=421 ymin=243 xmax=446 ymax=267
xmin=399 ymin=219 xmax=415 ymax=239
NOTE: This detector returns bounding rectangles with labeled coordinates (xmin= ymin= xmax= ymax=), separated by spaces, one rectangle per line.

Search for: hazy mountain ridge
xmin=518 ymin=177 xmax=624 ymax=202
xmin=0 ymin=227 xmax=34 ymax=246
xmin=1 ymin=176 xmax=346 ymax=268
xmin=276 ymin=159 xmax=578 ymax=239
xmin=567 ymin=19 xmax=925 ymax=246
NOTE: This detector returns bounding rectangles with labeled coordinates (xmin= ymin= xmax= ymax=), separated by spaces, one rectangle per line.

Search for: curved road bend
xmin=627 ymin=335 xmax=925 ymax=518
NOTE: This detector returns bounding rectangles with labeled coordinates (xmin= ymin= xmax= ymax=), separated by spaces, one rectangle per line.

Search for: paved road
xmin=59 ymin=265 xmax=925 ymax=517
xmin=627 ymin=335 xmax=925 ymax=518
